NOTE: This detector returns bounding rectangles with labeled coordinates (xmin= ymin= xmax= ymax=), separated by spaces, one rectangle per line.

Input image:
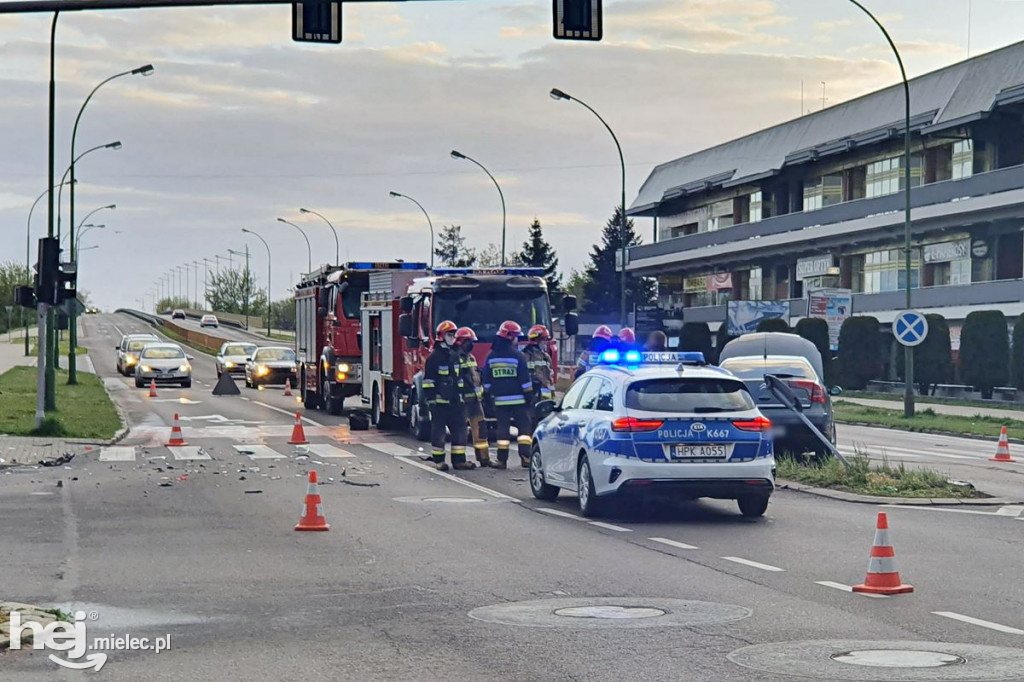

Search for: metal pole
xmin=242 ymin=229 xmax=272 ymax=335
xmin=299 ymin=208 xmax=339 ymax=265
xmin=45 ymin=10 xmax=59 ymax=411
xmin=192 ymin=260 xmax=200 ymax=308
xmin=450 ymin=152 xmax=506 ymax=266
xmin=277 ymin=219 xmax=312 ymax=273
xmin=391 ymin=192 xmax=435 ymax=268
xmin=35 ymin=303 xmax=48 ymax=427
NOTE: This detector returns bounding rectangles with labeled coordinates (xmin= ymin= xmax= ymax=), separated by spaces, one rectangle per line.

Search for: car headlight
xmin=179 ymin=364 xmax=191 ymax=373
xmin=140 ymin=365 xmax=152 ymax=373
xmin=126 ymin=356 xmax=137 ymax=365
xmin=336 ymin=363 xmax=350 ymax=373
xmin=256 ymin=365 xmax=269 ymax=376
xmin=224 ymin=361 xmax=235 ymax=368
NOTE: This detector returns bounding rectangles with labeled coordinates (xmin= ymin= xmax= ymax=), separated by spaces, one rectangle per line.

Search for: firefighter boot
xmin=451 ymin=447 xmax=476 ymax=470
xmin=475 ymin=445 xmax=493 ymax=467
xmin=432 ymin=448 xmax=450 ymax=472
xmin=493 ymin=440 xmax=510 ymax=469
xmin=518 ymin=435 xmax=532 ymax=468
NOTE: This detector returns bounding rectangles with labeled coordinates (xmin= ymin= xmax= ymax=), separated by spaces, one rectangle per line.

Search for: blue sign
xmin=893 ymin=310 xmax=928 ymax=347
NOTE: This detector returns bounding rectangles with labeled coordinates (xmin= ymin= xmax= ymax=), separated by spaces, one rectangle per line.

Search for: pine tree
xmin=518 ymin=218 xmax=561 ymax=294
xmin=582 ymin=206 xmax=656 ymax=315
xmin=434 ymin=224 xmax=477 ymax=267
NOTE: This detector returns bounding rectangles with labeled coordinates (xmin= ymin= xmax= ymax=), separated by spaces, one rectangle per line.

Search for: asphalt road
xmin=2 ymin=313 xmax=1024 ymax=681
xmin=158 ymin=313 xmax=283 ymax=346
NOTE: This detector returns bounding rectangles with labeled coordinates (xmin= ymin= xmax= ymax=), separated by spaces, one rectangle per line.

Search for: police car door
xmin=544 ymin=377 xmax=591 ymax=485
xmin=562 ymin=377 xmax=603 ymax=486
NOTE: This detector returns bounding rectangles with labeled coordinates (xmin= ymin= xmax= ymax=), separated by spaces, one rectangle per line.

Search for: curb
xmin=777 ymin=479 xmax=1020 ymax=506
xmin=835 ymin=419 xmax=1024 ymax=445
xmin=0 ymin=600 xmax=61 ymax=651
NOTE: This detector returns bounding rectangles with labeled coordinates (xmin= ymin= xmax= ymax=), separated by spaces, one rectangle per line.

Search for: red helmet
xmin=527 ymin=324 xmax=550 ymax=342
xmin=454 ymin=327 xmax=477 ymax=343
xmin=497 ymin=320 xmax=523 ymax=340
xmin=593 ymin=325 xmax=613 ymax=341
xmin=435 ymin=320 xmax=458 ymax=340
xmin=618 ymin=327 xmax=636 ymax=344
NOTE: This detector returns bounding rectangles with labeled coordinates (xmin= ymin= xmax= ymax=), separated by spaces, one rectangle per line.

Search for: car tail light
xmin=611 ymin=417 xmax=664 ymax=432
xmin=732 ymin=416 xmax=772 ymax=432
xmin=787 ymin=379 xmax=827 ymax=404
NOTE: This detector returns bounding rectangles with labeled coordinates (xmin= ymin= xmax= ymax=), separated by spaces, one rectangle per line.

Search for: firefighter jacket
xmin=483 ymin=345 xmax=532 ymax=407
xmin=459 ymin=350 xmax=485 ymax=405
xmin=522 ymin=344 xmax=554 ymax=401
xmin=422 ymin=344 xmax=464 ymax=406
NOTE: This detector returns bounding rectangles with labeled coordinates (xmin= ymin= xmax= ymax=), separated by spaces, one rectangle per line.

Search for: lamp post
xmin=25 ymin=180 xmax=74 ymax=357
xmin=213 ymin=254 xmax=225 ymax=276
xmin=229 ymin=247 xmax=251 ymax=330
xmin=177 ymin=265 xmax=186 ymax=307
xmin=242 ymin=228 xmax=272 ymax=335
xmin=450 ymin=150 xmax=506 ymax=266
xmin=276 ymin=218 xmax=312 ymax=273
xmin=192 ymin=260 xmax=202 ymax=309
xmin=550 ymin=87 xmax=628 ymax=328
xmin=202 ymin=258 xmax=215 ymax=308
xmin=299 ymin=208 xmax=340 ymax=265
xmin=57 ymin=141 xmax=119 ymax=242
xmin=389 ymin=191 xmax=435 ymax=268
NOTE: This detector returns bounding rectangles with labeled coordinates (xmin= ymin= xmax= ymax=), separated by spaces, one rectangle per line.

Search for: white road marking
xmin=839 ymin=445 xmax=977 ymax=461
xmin=881 ymin=505 xmax=1024 ymax=518
xmin=814 ymin=581 xmax=889 ymax=599
xmin=149 ymin=398 xmax=203 ymax=405
xmin=649 ymin=537 xmax=699 ymax=550
xmin=721 ymin=556 xmax=785 ymax=572
xmin=252 ymin=400 xmax=324 ymax=427
xmin=393 ymin=455 xmax=514 ymax=500
xmin=538 ymin=508 xmax=584 ymax=520
xmin=98 ymin=446 xmax=136 ymax=462
xmin=365 ymin=442 xmax=416 ymax=457
xmin=232 ymin=444 xmax=286 ymax=460
xmin=932 ymin=611 xmax=1024 ymax=634
xmin=589 ymin=521 xmax=631 ymax=532
xmin=168 ymin=446 xmax=212 ymax=461
xmin=299 ymin=444 xmax=355 ymax=459
xmin=996 ymin=505 xmax=1024 ymax=516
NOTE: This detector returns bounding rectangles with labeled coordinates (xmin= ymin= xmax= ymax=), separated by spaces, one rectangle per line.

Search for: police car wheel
xmin=737 ymin=495 xmax=769 ymax=518
xmin=529 ymin=446 xmax=559 ymax=502
xmin=577 ymin=455 xmax=605 ymax=518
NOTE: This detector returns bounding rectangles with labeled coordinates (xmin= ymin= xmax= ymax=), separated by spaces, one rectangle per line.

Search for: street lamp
xmin=177 ymin=265 xmax=186 ymax=308
xmin=202 ymin=258 xmax=216 ymax=307
xmin=389 ymin=191 xmax=435 ymax=268
xmin=25 ymin=179 xmax=75 ymax=356
xmin=550 ymin=87 xmax=628 ymax=328
xmin=228 ymin=247 xmax=252 ymax=329
xmin=57 ymin=140 xmax=119 ymax=241
xmin=242 ymin=228 xmax=272 ymax=335
xmin=299 ymin=208 xmax=340 ymax=265
xmin=276 ymin=218 xmax=312 ymax=273
xmin=450 ymin=150 xmax=506 ymax=266
xmin=192 ymin=260 xmax=202 ymax=309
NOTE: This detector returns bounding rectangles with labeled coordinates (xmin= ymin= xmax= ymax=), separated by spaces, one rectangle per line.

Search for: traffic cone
xmin=294 ymin=470 xmax=329 ymax=531
xmin=149 ymin=378 xmax=157 ymax=397
xmin=990 ymin=426 xmax=1015 ymax=462
xmin=284 ymin=378 xmax=293 ymax=397
xmin=166 ymin=413 xmax=187 ymax=447
xmin=852 ymin=512 xmax=913 ymax=595
xmin=288 ymin=411 xmax=308 ymax=445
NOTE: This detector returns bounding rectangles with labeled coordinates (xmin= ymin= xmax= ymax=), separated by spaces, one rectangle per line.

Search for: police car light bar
xmin=597 ymin=350 xmax=706 ymax=366
xmin=433 ymin=267 xmax=546 ymax=276
xmin=347 ymin=262 xmax=428 ymax=270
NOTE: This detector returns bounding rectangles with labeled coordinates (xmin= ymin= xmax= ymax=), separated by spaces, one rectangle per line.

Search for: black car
xmin=171 ymin=309 xmax=186 ymax=320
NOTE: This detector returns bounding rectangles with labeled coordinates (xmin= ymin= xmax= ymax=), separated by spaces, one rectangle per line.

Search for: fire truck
xmin=295 ymin=262 xmax=428 ymax=414
xmin=360 ymin=267 xmax=579 ymax=439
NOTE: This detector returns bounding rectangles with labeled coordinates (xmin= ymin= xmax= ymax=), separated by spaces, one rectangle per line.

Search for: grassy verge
xmin=0 ymin=366 xmax=122 ymax=439
xmin=29 ymin=340 xmax=88 ymax=356
xmin=842 ymin=389 xmax=1021 ymax=411
xmin=833 ymin=403 xmax=1024 ymax=439
xmin=777 ymin=453 xmax=987 ymax=498
xmin=265 ymin=332 xmax=295 ymax=342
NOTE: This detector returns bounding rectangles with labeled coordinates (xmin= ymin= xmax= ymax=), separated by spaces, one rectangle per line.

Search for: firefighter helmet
xmin=497 ymin=320 xmax=523 ymax=340
xmin=454 ymin=327 xmax=477 ymax=343
xmin=435 ymin=320 xmax=458 ymax=340
xmin=593 ymin=325 xmax=614 ymax=341
xmin=527 ymin=324 xmax=550 ymax=342
xmin=618 ymin=327 xmax=636 ymax=344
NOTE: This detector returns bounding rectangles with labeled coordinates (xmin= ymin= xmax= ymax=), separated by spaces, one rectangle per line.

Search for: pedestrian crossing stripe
xmin=232 ymin=444 xmax=286 ymax=459
xmin=167 ymin=446 xmax=213 ymax=461
xmin=298 ymin=444 xmax=356 ymax=458
xmin=99 ymin=446 xmax=136 ymax=461
xmin=364 ymin=442 xmax=416 ymax=457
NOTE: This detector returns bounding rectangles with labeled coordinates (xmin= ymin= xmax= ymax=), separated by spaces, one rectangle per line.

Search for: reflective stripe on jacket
xmin=483 ymin=350 xmax=532 ymax=407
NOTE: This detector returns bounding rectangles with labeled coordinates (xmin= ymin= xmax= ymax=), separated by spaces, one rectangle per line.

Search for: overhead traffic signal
xmin=292 ymin=1 xmax=341 ymax=43
xmin=553 ymin=0 xmax=602 ymax=41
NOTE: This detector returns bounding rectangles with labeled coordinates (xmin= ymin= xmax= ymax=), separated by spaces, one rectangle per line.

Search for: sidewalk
xmin=838 ymin=396 xmax=1024 ymax=421
xmin=0 ymin=438 xmax=99 ymax=468
xmin=0 ymin=339 xmax=36 ymax=374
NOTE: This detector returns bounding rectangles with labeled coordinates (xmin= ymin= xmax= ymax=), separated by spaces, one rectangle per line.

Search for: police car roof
xmin=588 ymin=363 xmax=737 ymax=381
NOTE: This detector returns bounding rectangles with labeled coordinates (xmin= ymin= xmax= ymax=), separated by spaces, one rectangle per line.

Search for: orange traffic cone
xmin=166 ymin=413 xmax=187 ymax=446
xmin=294 ymin=470 xmax=329 ymax=531
xmin=149 ymin=378 xmax=157 ymax=397
xmin=990 ymin=426 xmax=1015 ymax=462
xmin=288 ymin=411 xmax=308 ymax=445
xmin=284 ymin=378 xmax=293 ymax=397
xmin=852 ymin=512 xmax=913 ymax=595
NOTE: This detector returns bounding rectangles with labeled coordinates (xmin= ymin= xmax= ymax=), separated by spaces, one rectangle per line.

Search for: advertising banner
xmin=727 ymin=300 xmax=789 ymax=335
xmin=806 ymin=288 xmax=852 ymax=351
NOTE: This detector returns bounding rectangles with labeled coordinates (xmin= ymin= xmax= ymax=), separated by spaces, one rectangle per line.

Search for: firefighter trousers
xmin=430 ymin=403 xmax=468 ymax=465
xmin=495 ymin=404 xmax=532 ymax=463
xmin=465 ymin=401 xmax=490 ymax=463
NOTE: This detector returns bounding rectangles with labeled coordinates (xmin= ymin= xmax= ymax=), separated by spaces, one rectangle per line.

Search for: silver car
xmin=135 ymin=343 xmax=193 ymax=388
xmin=245 ymin=346 xmax=297 ymax=388
xmin=216 ymin=342 xmax=257 ymax=377
xmin=116 ymin=333 xmax=159 ymax=376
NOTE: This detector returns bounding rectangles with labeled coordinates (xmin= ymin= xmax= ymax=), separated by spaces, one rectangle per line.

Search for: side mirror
xmin=829 ymin=386 xmax=843 ymax=396
xmin=562 ymin=294 xmax=578 ymax=312
xmin=564 ymin=312 xmax=580 ymax=337
xmin=186 ymin=355 xmax=195 ymax=360
xmin=400 ymin=296 xmax=414 ymax=313
xmin=398 ymin=313 xmax=413 ymax=338
xmin=534 ymin=399 xmax=557 ymax=420
xmin=318 ymin=288 xmax=330 ymax=309
xmin=114 ymin=345 xmax=120 ymax=349
xmin=405 ymin=336 xmax=421 ymax=350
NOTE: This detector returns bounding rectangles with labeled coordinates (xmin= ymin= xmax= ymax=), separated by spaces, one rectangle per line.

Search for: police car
xmin=529 ymin=351 xmax=775 ymax=518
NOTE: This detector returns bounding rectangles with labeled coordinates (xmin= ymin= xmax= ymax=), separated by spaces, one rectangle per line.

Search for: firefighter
xmin=483 ymin=320 xmax=533 ymax=469
xmin=574 ymin=325 xmax=614 ymax=379
xmin=644 ymin=330 xmax=668 ymax=352
xmin=422 ymin=320 xmax=474 ymax=472
xmin=617 ymin=327 xmax=638 ymax=352
xmin=455 ymin=326 xmax=492 ymax=467
xmin=522 ymin=324 xmax=555 ymax=409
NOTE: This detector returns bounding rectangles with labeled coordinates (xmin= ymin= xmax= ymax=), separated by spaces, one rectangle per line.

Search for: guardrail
xmin=118 ymin=308 xmax=229 ymax=353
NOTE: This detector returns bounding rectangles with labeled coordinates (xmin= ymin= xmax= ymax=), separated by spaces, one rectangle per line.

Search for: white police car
xmin=530 ymin=351 xmax=775 ymax=518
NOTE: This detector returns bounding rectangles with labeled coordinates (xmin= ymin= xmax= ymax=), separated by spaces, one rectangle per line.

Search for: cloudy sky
xmin=2 ymin=0 xmax=1023 ymax=310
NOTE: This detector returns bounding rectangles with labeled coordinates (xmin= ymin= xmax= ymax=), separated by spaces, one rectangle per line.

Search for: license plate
xmin=671 ymin=444 xmax=732 ymax=459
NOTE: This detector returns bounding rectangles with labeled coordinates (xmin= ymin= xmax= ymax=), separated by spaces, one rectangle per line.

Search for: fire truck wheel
xmin=408 ymin=393 xmax=431 ymax=441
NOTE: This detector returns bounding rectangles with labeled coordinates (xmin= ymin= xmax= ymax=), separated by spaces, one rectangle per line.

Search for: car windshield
xmin=128 ymin=340 xmax=153 ymax=351
xmin=224 ymin=344 xmax=256 ymax=356
xmin=203 ymin=316 xmax=216 ymax=322
xmin=142 ymin=347 xmax=185 ymax=360
xmin=433 ymin=290 xmax=551 ymax=343
xmin=255 ymin=349 xmax=296 ymax=362
xmin=625 ymin=378 xmax=755 ymax=413
xmin=720 ymin=357 xmax=817 ymax=381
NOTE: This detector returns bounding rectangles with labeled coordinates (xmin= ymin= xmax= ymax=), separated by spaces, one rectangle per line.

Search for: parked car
xmin=200 ymin=314 xmax=219 ymax=328
xmin=216 ymin=342 xmax=257 ymax=377
xmin=115 ymin=333 xmax=159 ymax=376
xmin=718 ymin=332 xmax=839 ymax=456
xmin=171 ymin=309 xmax=186 ymax=320
xmin=245 ymin=346 xmax=298 ymax=388
xmin=135 ymin=343 xmax=193 ymax=388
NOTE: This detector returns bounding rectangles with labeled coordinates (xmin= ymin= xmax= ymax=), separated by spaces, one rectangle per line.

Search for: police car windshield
xmin=719 ymin=357 xmax=816 ymax=381
xmin=625 ymin=378 xmax=754 ymax=413
xmin=434 ymin=291 xmax=551 ymax=343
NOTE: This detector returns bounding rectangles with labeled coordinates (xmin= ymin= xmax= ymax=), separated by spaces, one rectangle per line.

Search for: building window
xmin=749 ymin=266 xmax=762 ymax=300
xmin=707 ymin=199 xmax=734 ymax=232
xmin=866 ymin=155 xmax=922 ymax=198
xmin=861 ymin=248 xmax=920 ymax=293
xmin=952 ymin=139 xmax=973 ymax=180
xmin=749 ymin=191 xmax=763 ymax=223
xmin=803 ymin=174 xmax=843 ymax=211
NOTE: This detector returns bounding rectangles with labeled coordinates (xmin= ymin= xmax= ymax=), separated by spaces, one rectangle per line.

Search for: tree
xmin=680 ymin=322 xmax=713 ymax=360
xmin=795 ymin=318 xmax=835 ymax=385
xmin=0 ymin=262 xmax=31 ymax=334
xmin=895 ymin=314 xmax=952 ymax=395
xmin=756 ymin=317 xmax=791 ymax=333
xmin=206 ymin=268 xmax=267 ymax=318
xmin=477 ymin=243 xmax=524 ymax=267
xmin=1012 ymin=315 xmax=1024 ymax=391
xmin=837 ymin=316 xmax=883 ymax=389
xmin=519 ymin=218 xmax=561 ymax=294
xmin=434 ymin=224 xmax=476 ymax=267
xmin=582 ymin=206 xmax=656 ymax=315
xmin=269 ymin=297 xmax=296 ymax=331
xmin=960 ymin=310 xmax=1009 ymax=399
xmin=564 ymin=269 xmax=590 ymax=310
xmin=157 ymin=296 xmax=190 ymax=313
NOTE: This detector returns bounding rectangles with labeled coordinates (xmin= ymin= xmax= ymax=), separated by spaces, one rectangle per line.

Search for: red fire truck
xmin=360 ymin=267 xmax=579 ymax=439
xmin=295 ymin=262 xmax=428 ymax=414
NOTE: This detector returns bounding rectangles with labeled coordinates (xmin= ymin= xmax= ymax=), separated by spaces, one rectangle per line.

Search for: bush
xmin=714 ymin=323 xmax=738 ymax=364
xmin=756 ymin=317 xmax=791 ymax=333
xmin=680 ymin=322 xmax=713 ymax=360
xmin=837 ymin=316 xmax=883 ymax=389
xmin=1012 ymin=315 xmax=1024 ymax=390
xmin=895 ymin=313 xmax=953 ymax=395
xmin=795 ymin=318 xmax=835 ymax=385
xmin=960 ymin=310 xmax=1009 ymax=399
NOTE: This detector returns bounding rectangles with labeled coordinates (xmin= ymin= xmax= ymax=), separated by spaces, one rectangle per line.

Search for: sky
xmin=2 ymin=0 xmax=1024 ymax=310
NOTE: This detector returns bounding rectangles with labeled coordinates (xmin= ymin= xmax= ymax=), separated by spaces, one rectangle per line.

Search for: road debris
xmin=40 ymin=453 xmax=75 ymax=467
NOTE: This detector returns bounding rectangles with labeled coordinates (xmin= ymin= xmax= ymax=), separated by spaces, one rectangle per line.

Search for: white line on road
xmin=589 ymin=521 xmax=631 ymax=532
xmin=538 ymin=508 xmax=584 ymax=520
xmin=365 ymin=442 xmax=417 ymax=457
xmin=881 ymin=505 xmax=1024 ymax=518
xmin=721 ymin=556 xmax=785 ymax=572
xmin=299 ymin=444 xmax=356 ymax=459
xmin=168 ymin=446 xmax=212 ymax=461
xmin=232 ymin=444 xmax=285 ymax=460
xmin=649 ymin=537 xmax=699 ymax=550
xmin=932 ymin=611 xmax=1024 ymax=634
xmin=814 ymin=581 xmax=889 ymax=599
xmin=98 ymin=446 xmax=136 ymax=462
xmin=393 ymin=455 xmax=514 ymax=500
xmin=252 ymin=400 xmax=324 ymax=427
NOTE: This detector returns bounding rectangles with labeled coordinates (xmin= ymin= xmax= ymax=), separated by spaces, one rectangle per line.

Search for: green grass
xmin=777 ymin=452 xmax=987 ymax=499
xmin=833 ymin=402 xmax=1024 ymax=439
xmin=29 ymin=340 xmax=88 ymax=356
xmin=265 ymin=332 xmax=295 ymax=341
xmin=842 ymin=389 xmax=1021 ymax=411
xmin=0 ymin=366 xmax=122 ymax=439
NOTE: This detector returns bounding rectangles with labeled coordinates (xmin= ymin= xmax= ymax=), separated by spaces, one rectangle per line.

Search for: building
xmin=625 ymin=41 xmax=1024 ymax=354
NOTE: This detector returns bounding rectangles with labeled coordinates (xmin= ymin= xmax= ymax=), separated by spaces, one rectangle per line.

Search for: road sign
xmin=292 ymin=1 xmax=341 ymax=43
xmin=553 ymin=0 xmax=602 ymax=41
xmin=893 ymin=310 xmax=928 ymax=347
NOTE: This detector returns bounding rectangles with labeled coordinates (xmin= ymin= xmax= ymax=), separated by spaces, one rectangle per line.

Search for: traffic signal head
xmin=36 ymin=236 xmax=60 ymax=305
xmin=57 ymin=261 xmax=77 ymax=305
xmin=15 ymin=285 xmax=36 ymax=309
xmin=554 ymin=0 xmax=602 ymax=40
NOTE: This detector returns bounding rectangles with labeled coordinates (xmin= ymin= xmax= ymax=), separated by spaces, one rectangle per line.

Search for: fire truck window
xmin=419 ymin=297 xmax=432 ymax=338
xmin=328 ymin=286 xmax=338 ymax=316
xmin=340 ymin=285 xmax=364 ymax=319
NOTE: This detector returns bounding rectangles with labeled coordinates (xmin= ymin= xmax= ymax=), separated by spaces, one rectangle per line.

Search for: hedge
xmin=960 ymin=310 xmax=1009 ymax=399
xmin=837 ymin=316 xmax=883 ymax=389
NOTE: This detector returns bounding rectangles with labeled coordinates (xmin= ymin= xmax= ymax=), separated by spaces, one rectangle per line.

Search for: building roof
xmin=629 ymin=41 xmax=1024 ymax=216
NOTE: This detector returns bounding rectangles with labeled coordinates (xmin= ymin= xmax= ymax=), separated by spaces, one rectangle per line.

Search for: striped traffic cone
xmin=852 ymin=512 xmax=913 ymax=595
xmin=294 ymin=470 xmax=329 ymax=531
xmin=166 ymin=413 xmax=187 ymax=447
xmin=284 ymin=378 xmax=293 ymax=397
xmin=288 ymin=411 xmax=308 ymax=445
xmin=149 ymin=378 xmax=158 ymax=398
xmin=990 ymin=426 xmax=1015 ymax=462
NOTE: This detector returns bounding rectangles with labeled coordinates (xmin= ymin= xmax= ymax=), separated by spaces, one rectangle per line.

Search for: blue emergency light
xmin=347 ymin=262 xmax=428 ymax=270
xmin=597 ymin=350 xmax=706 ymax=366
xmin=433 ymin=267 xmax=546 ymax=277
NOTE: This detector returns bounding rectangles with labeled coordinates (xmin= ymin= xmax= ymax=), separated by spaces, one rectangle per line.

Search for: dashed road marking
xmin=721 ymin=556 xmax=785 ymax=572
xmin=882 ymin=504 xmax=1024 ymax=518
xmin=232 ymin=444 xmax=286 ymax=460
xmin=252 ymin=400 xmax=324 ymax=427
xmin=932 ymin=611 xmax=1024 ymax=634
xmin=589 ymin=521 xmax=631 ymax=532
xmin=649 ymin=537 xmax=699 ymax=550
xmin=538 ymin=508 xmax=584 ymax=520
xmin=814 ymin=581 xmax=889 ymax=599
xmin=98 ymin=446 xmax=136 ymax=462
xmin=168 ymin=446 xmax=212 ymax=461
xmin=393 ymin=455 xmax=514 ymax=500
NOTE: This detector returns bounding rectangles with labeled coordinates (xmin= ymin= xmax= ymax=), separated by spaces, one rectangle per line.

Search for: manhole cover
xmin=469 ymin=597 xmax=750 ymax=629
xmin=729 ymin=640 xmax=1024 ymax=680
xmin=832 ymin=650 xmax=965 ymax=668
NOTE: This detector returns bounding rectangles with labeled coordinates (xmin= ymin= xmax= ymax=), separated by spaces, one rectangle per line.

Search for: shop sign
xmin=971 ymin=239 xmax=989 ymax=258
xmin=683 ymin=276 xmax=708 ymax=293
xmin=796 ymin=255 xmax=835 ymax=281
xmin=922 ymin=238 xmax=969 ymax=264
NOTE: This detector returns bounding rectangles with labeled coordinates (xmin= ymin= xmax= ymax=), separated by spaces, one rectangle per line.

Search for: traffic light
xmin=15 ymin=285 xmax=36 ymax=309
xmin=553 ymin=0 xmax=602 ymax=41
xmin=292 ymin=1 xmax=341 ymax=43
xmin=56 ymin=260 xmax=77 ymax=305
xmin=36 ymin=236 xmax=60 ymax=305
